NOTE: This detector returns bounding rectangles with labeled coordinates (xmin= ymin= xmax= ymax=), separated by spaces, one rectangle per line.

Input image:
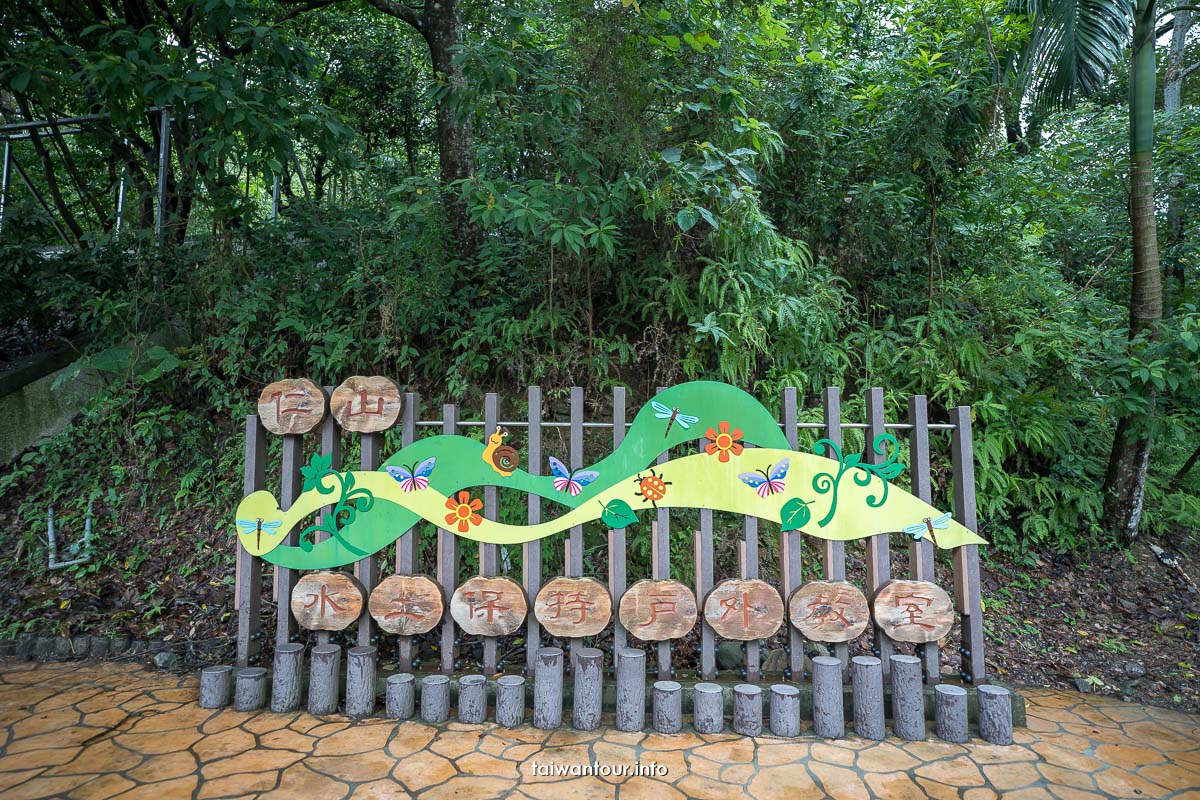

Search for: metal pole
xmin=272 ymin=175 xmax=280 ymax=220
xmin=114 ymin=138 xmax=127 ymax=241
xmin=155 ymin=107 xmax=170 ymax=246
xmin=9 ymin=152 xmax=74 ymax=248
xmin=291 ymin=152 xmax=310 ymax=200
xmin=0 ymin=141 xmax=10 ymax=242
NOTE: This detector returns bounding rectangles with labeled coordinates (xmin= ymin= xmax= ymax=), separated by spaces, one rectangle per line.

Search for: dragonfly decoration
xmin=236 ymin=517 xmax=282 ymax=551
xmin=902 ymin=512 xmax=952 ymax=545
xmin=651 ymin=400 xmax=700 ymax=438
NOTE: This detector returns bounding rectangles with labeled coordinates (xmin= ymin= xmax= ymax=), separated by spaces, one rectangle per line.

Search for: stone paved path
xmin=0 ymin=660 xmax=1197 ymax=799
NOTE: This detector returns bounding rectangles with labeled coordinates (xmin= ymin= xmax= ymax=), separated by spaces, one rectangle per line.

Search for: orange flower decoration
xmin=444 ymin=490 xmax=484 ymax=533
xmin=704 ymin=421 xmax=744 ymax=462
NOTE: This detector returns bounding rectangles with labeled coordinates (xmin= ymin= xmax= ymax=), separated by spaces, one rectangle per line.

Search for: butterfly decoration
xmin=237 ymin=517 xmax=283 ymax=550
xmin=738 ymin=459 xmax=790 ymax=498
xmin=902 ymin=511 xmax=952 ymax=544
xmin=548 ymin=456 xmax=600 ymax=496
xmin=651 ymin=400 xmax=700 ymax=437
xmin=385 ymin=457 xmax=437 ymax=493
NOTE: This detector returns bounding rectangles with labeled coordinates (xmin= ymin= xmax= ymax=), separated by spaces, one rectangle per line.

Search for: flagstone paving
xmin=0 ymin=659 xmax=1197 ymax=799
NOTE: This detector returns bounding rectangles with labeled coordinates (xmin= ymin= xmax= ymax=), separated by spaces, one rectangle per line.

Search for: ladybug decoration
xmin=633 ymin=468 xmax=672 ymax=508
xmin=483 ymin=426 xmax=520 ymax=477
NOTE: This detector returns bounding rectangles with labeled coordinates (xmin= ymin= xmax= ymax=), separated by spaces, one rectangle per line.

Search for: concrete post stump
xmin=614 ymin=648 xmax=646 ymax=732
xmin=851 ymin=656 xmax=885 ymax=740
xmin=386 ymin=673 xmax=415 ymax=720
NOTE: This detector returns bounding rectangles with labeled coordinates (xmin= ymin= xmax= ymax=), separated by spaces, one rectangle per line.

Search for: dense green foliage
xmin=0 ymin=0 xmax=1197 ymax=583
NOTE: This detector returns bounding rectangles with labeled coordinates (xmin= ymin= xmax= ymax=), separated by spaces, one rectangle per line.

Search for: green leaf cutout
xmin=599 ymin=499 xmax=638 ymax=529
xmin=780 ymin=497 xmax=813 ymax=531
xmin=300 ymin=453 xmax=333 ymax=492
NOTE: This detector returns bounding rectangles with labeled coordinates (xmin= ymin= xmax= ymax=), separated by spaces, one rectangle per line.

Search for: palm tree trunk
xmin=1102 ymin=0 xmax=1163 ymax=540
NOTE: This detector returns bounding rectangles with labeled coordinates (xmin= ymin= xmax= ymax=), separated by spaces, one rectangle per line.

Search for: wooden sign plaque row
xmin=257 ymin=376 xmax=403 ymax=435
xmin=291 ymin=573 xmax=955 ymax=645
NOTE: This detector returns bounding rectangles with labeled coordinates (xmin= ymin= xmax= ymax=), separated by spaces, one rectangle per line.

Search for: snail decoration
xmin=483 ymin=426 xmax=520 ymax=477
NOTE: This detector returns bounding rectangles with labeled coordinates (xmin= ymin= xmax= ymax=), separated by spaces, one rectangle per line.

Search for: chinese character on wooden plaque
xmin=258 ymin=378 xmax=326 ymax=435
xmin=872 ymin=579 xmax=954 ymax=643
xmin=290 ymin=571 xmax=364 ymax=631
xmin=450 ymin=576 xmax=528 ymax=636
xmin=617 ymin=579 xmax=697 ymax=641
xmin=330 ymin=376 xmax=403 ymax=433
xmin=534 ymin=576 xmax=612 ymax=637
xmin=368 ymin=575 xmax=444 ymax=635
xmin=703 ymin=578 xmax=784 ymax=641
xmin=789 ymin=580 xmax=870 ymax=643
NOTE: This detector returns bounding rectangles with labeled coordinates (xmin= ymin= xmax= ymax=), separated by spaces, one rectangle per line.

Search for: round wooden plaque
xmin=290 ymin=571 xmax=364 ymax=631
xmin=534 ymin=576 xmax=613 ymax=637
xmin=703 ymin=579 xmax=784 ymax=641
xmin=872 ymin=580 xmax=954 ymax=644
xmin=788 ymin=580 xmax=870 ymax=643
xmin=330 ymin=376 xmax=403 ymax=433
xmin=618 ymin=579 xmax=697 ymax=641
xmin=368 ymin=575 xmax=444 ymax=635
xmin=450 ymin=576 xmax=528 ymax=636
xmin=257 ymin=378 xmax=326 ymax=435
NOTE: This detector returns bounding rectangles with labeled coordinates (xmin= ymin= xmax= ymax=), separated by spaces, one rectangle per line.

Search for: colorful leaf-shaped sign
xmin=781 ymin=497 xmax=813 ymax=531
xmin=599 ymin=499 xmax=638 ymax=529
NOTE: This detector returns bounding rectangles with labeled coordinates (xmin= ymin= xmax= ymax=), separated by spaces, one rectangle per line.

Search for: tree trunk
xmin=1102 ymin=1 xmax=1163 ymax=540
xmin=422 ymin=0 xmax=478 ymax=252
xmin=1163 ymin=10 xmax=1193 ymax=286
xmin=16 ymin=96 xmax=84 ymax=245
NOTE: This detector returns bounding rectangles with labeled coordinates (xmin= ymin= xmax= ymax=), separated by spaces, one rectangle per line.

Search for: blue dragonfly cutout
xmin=651 ymin=401 xmax=700 ymax=438
xmin=237 ymin=517 xmax=283 ymax=550
xmin=902 ymin=512 xmax=952 ymax=546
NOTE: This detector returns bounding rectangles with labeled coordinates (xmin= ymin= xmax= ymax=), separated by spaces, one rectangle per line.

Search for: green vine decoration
xmin=297 ymin=454 xmax=373 ymax=554
xmin=811 ymin=433 xmax=905 ymax=527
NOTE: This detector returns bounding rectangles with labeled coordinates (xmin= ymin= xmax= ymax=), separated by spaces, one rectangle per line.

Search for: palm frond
xmin=1012 ymin=0 xmax=1133 ymax=111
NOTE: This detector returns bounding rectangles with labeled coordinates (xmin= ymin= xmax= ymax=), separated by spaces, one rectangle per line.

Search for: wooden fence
xmin=233 ymin=384 xmax=987 ymax=692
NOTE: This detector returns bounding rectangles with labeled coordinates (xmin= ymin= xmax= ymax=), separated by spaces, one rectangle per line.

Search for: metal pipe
xmin=0 ymin=141 xmax=9 ymax=242
xmin=272 ymin=175 xmax=280 ymax=220
xmin=155 ymin=108 xmax=170 ymax=246
xmin=47 ymin=503 xmax=94 ymax=570
xmin=410 ymin=419 xmax=957 ymax=431
xmin=1 ymin=127 xmax=84 ymax=141
xmin=115 ymin=141 xmax=127 ymax=240
xmin=0 ymin=114 xmax=107 ymax=134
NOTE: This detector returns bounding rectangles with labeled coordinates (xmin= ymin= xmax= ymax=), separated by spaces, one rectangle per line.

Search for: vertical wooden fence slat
xmin=236 ymin=415 xmax=265 ymax=667
xmin=864 ymin=387 xmax=894 ymax=673
xmin=950 ymin=405 xmax=987 ymax=684
xmin=311 ymin=389 xmax=341 ymax=648
xmin=396 ymin=393 xmax=420 ymax=574
xmin=696 ymin=436 xmax=715 ymax=679
xmin=524 ymin=386 xmax=543 ymax=675
xmin=438 ymin=404 xmax=460 ymax=675
xmin=482 ymin=393 xmax=499 ymax=674
xmin=608 ymin=387 xmax=628 ymax=664
xmin=566 ymin=386 xmax=584 ymax=663
xmin=275 ymin=435 xmax=304 ymax=648
xmin=396 ymin=392 xmax=420 ymax=672
xmin=317 ymin=388 xmax=342 ymax=543
xmin=907 ymin=395 xmax=940 ymax=684
xmin=742 ymin=516 xmax=760 ymax=682
xmin=780 ymin=387 xmax=804 ymax=679
xmin=356 ymin=432 xmax=381 ymax=648
xmin=821 ymin=387 xmax=849 ymax=667
xmin=654 ymin=386 xmax=671 ymax=680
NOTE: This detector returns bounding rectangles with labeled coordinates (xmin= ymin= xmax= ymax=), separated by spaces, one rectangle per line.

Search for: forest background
xmin=0 ymin=0 xmax=1197 ymax=706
